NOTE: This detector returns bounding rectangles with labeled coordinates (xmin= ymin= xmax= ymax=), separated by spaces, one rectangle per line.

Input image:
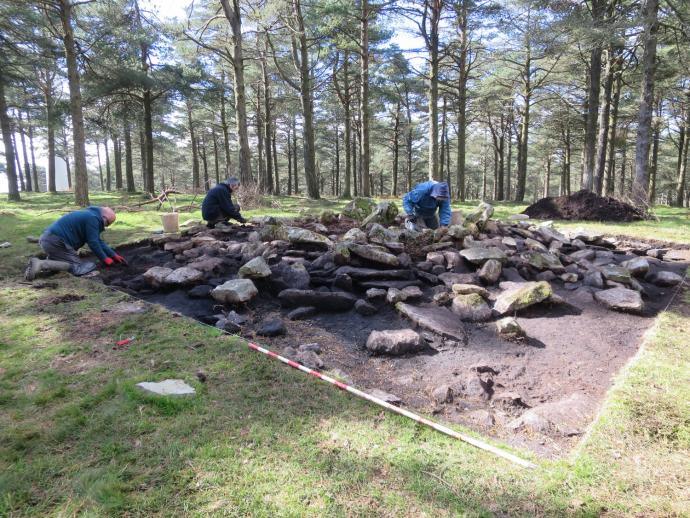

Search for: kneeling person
xmin=25 ymin=206 xmax=124 ymax=280
xmin=201 ymin=177 xmax=247 ymax=228
xmin=402 ymin=180 xmax=451 ymax=230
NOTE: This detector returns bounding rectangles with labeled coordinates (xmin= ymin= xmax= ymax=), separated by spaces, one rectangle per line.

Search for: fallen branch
xmin=136 ymin=189 xmax=182 ymax=208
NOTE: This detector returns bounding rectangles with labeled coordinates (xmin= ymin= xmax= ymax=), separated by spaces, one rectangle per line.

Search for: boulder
xmin=212 ymin=279 xmax=259 ymax=304
xmin=188 ymin=284 xmax=213 ymax=298
xmin=584 ymin=271 xmax=605 ymax=289
xmin=366 ymin=288 xmax=387 ymax=300
xmin=395 ymin=303 xmax=468 ymax=343
xmin=286 ymin=227 xmax=333 ymax=248
xmin=296 ymin=350 xmax=324 ymax=370
xmin=365 ymin=329 xmax=424 ymax=355
xmin=238 ymin=256 xmax=272 ymax=279
xmin=599 ymin=265 xmax=631 ymax=284
xmin=401 ymin=285 xmax=423 ymax=300
xmin=594 ymin=287 xmax=643 ymax=313
xmin=259 ymin=224 xmax=289 ymax=242
xmin=620 ymin=257 xmax=649 ymax=276
xmin=438 ymin=272 xmax=477 ymax=287
xmin=342 ymin=227 xmax=368 ymax=243
xmin=508 ymin=393 xmax=594 ymax=436
xmin=649 ymin=270 xmax=684 ymax=287
xmin=348 ymin=243 xmax=400 ymax=267
xmin=163 ymin=240 xmax=194 ymax=253
xmin=536 ymin=225 xmax=569 ymax=244
xmin=269 ymin=262 xmax=311 ymax=291
xmin=522 ymin=251 xmax=564 ymax=271
xmin=278 ymin=289 xmax=357 ymax=311
xmin=493 ymin=281 xmax=553 ymax=315
xmin=451 ymin=294 xmax=492 ymax=322
xmin=164 ymin=267 xmax=204 ymax=286
xmin=319 ymin=210 xmax=337 ymax=225
xmin=334 ymin=266 xmax=413 ymax=281
xmin=361 ymin=201 xmax=399 ymax=227
xmin=525 ymin=238 xmax=548 ymax=251
xmin=495 ymin=317 xmax=525 ymax=338
xmin=464 ymin=201 xmax=494 ymax=229
xmin=136 ymin=379 xmax=195 ymax=397
xmin=143 ymin=266 xmax=174 ymax=288
xmin=459 ymin=247 xmax=507 ymax=265
xmin=342 ymin=197 xmax=378 ymax=220
xmin=187 ymin=256 xmax=225 ymax=273
xmin=478 ymin=259 xmax=502 ymax=284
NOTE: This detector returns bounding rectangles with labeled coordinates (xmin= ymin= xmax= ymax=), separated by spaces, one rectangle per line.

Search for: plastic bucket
xmin=160 ymin=212 xmax=179 ymax=233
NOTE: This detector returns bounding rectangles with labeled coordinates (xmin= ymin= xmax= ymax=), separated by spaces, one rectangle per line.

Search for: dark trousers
xmin=39 ymin=232 xmax=96 ymax=276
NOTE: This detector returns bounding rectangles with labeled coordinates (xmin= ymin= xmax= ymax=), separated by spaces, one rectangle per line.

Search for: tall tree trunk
xmin=561 ymin=125 xmax=571 ymax=196
xmin=440 ymin=96 xmax=447 ymax=181
xmin=134 ymin=0 xmax=155 ymax=193
xmin=45 ymin=87 xmax=56 ymax=193
xmin=273 ymin=126 xmax=279 ymax=194
xmin=138 ymin=122 xmax=147 ymax=186
xmin=213 ymin=128 xmax=220 ymax=185
xmin=427 ymin=0 xmax=442 ymax=181
xmin=220 ymin=69 xmax=232 ymax=176
xmin=59 ymin=0 xmax=89 ymax=206
xmin=619 ymin=128 xmax=627 ymax=196
xmin=220 ymin=0 xmax=252 ymax=184
xmin=27 ymin=118 xmax=39 ymax=191
xmin=287 ymin=123 xmax=293 ymax=195
xmin=113 ymin=131 xmax=123 ymax=190
xmin=482 ymin=132 xmax=488 ymax=199
xmin=360 ymin=0 xmax=371 ymax=195
xmin=676 ymin=124 xmax=690 ymax=207
xmin=96 ymin=139 xmax=104 ymax=191
xmin=124 ymin=114 xmax=136 ymax=192
xmin=17 ymin=111 xmax=32 ymax=191
xmin=506 ymin=121 xmax=513 ymax=199
xmin=60 ymin=126 xmax=72 ymax=189
xmin=292 ymin=116 xmax=299 ymax=193
xmin=392 ymin=100 xmax=401 ymax=196
xmin=632 ymin=0 xmax=659 ymax=206
xmin=334 ymin=126 xmax=340 ymax=196
xmin=0 ymin=78 xmax=20 ymax=200
xmin=12 ymin=132 xmax=25 ymax=191
xmin=648 ymin=104 xmax=661 ymax=204
xmin=605 ymin=71 xmax=622 ymax=195
xmin=256 ymin=86 xmax=265 ymax=190
xmin=675 ymin=91 xmax=690 ymax=206
xmin=515 ymin=91 xmax=531 ymax=201
xmin=405 ymin=86 xmax=413 ymax=192
xmin=200 ymin=134 xmax=209 ymax=191
xmin=260 ymin=35 xmax=274 ymax=194
xmin=186 ymin=99 xmax=200 ymax=190
xmin=333 ymin=51 xmax=352 ymax=198
xmin=104 ymin=136 xmax=111 ymax=191
xmin=455 ymin=0 xmax=468 ymax=200
xmin=293 ymin=0 xmax=319 ymax=198
xmin=581 ymin=0 xmax=605 ymax=191
xmin=543 ymin=154 xmax=551 ymax=198
xmin=593 ymin=48 xmax=615 ymax=194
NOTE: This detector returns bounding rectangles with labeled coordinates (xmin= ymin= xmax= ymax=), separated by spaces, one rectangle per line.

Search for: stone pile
xmin=128 ymin=199 xmax=685 ymax=357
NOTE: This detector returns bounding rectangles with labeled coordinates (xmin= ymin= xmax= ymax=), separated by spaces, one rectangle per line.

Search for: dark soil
xmin=522 ymin=190 xmax=646 ymax=222
xmin=91 ymin=223 xmax=688 ymax=458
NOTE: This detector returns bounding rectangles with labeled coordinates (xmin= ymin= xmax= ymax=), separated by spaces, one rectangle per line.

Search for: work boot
xmin=24 ymin=258 xmax=72 ymax=281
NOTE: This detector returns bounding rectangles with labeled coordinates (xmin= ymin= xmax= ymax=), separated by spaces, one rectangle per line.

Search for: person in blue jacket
xmin=402 ymin=180 xmax=451 ymax=230
xmin=201 ymin=177 xmax=247 ymax=228
xmin=25 ymin=206 xmax=124 ymax=280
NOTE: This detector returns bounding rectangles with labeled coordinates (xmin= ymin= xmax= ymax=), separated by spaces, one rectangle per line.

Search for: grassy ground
xmin=0 ymin=192 xmax=688 ymax=517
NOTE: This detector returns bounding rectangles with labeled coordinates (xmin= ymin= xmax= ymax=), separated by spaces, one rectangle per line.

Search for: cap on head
xmin=101 ymin=207 xmax=116 ymax=226
xmin=431 ymin=182 xmax=450 ymax=199
xmin=225 ymin=177 xmax=240 ymax=188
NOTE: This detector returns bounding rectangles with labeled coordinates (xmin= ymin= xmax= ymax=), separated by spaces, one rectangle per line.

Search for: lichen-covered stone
xmin=593 ymin=287 xmax=643 ymax=313
xmin=342 ymin=197 xmax=378 ymax=220
xmin=493 ymin=281 xmax=553 ymax=315
xmin=286 ymin=227 xmax=333 ymax=248
xmin=459 ymin=247 xmax=507 ymax=265
xmin=342 ymin=227 xmax=368 ymax=243
xmin=451 ymin=293 xmax=492 ymax=322
xmin=238 ymin=256 xmax=272 ymax=279
xmin=478 ymin=259 xmax=502 ymax=284
xmin=495 ymin=317 xmax=525 ymax=338
xmin=522 ymin=251 xmax=564 ymax=271
xmin=361 ymin=201 xmax=399 ymax=227
xmin=212 ymin=279 xmax=259 ymax=304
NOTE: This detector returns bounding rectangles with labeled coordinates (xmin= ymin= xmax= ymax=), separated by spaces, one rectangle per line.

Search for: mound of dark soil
xmin=522 ymin=190 xmax=646 ymax=222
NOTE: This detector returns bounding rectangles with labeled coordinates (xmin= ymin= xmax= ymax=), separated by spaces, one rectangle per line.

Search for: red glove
xmin=113 ymin=254 xmax=126 ymax=264
xmin=103 ymin=257 xmax=114 ymax=266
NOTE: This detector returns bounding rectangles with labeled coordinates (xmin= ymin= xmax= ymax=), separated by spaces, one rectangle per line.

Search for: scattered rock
xmin=348 ymin=243 xmax=400 ymax=267
xmin=296 ymin=350 xmax=324 ymax=369
xmin=286 ymin=227 xmax=333 ymax=248
xmin=256 ymin=318 xmax=286 ymax=336
xmin=366 ymin=288 xmax=387 ymax=300
xmin=508 ymin=392 xmax=594 ymax=436
xmin=355 ymin=299 xmax=378 ymax=315
xmin=298 ymin=343 xmax=322 ymax=354
xmin=648 ymin=270 xmax=684 ymax=287
xmin=0 ymin=242 xmax=11 ymax=248
xmin=478 ymin=259 xmax=502 ymax=284
xmin=522 ymin=251 xmax=564 ymax=271
xmin=212 ymin=279 xmax=259 ymax=304
xmin=366 ymin=329 xmax=424 ymax=355
xmin=621 ymin=257 xmax=650 ymax=277
xmin=369 ymin=388 xmax=402 ymax=405
xmin=459 ymin=247 xmax=507 ymax=265
xmin=584 ymin=271 xmax=605 ymax=289
xmin=287 ymin=306 xmax=317 ymax=320
xmin=451 ymin=283 xmax=490 ymax=298
xmin=188 ymin=285 xmax=213 ymax=298
xmin=164 ymin=267 xmax=204 ymax=286
xmin=593 ymin=287 xmax=643 ymax=313
xmin=495 ymin=317 xmax=525 ymax=339
xmin=599 ymin=265 xmax=632 ymax=284
xmin=342 ymin=227 xmax=368 ymax=243
xmin=238 ymin=256 xmax=272 ymax=278
xmin=143 ymin=266 xmax=174 ymax=288
xmin=451 ymin=294 xmax=492 ymax=322
xmin=136 ymin=379 xmax=196 ymax=396
xmin=432 ymin=384 xmax=453 ymax=404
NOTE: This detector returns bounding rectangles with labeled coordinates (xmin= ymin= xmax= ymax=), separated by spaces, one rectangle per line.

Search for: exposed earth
xmin=522 ymin=190 xmax=646 ymax=222
xmin=90 ymin=200 xmax=687 ymax=457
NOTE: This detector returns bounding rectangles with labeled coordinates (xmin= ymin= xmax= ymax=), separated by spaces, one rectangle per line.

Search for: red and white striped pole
xmin=247 ymin=341 xmax=536 ymax=469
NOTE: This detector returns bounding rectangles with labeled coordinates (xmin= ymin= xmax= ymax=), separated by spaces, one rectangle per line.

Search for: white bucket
xmin=160 ymin=212 xmax=179 ymax=233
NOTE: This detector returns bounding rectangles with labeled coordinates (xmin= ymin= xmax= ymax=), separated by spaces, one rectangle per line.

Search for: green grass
xmin=0 ymin=191 xmax=688 ymax=516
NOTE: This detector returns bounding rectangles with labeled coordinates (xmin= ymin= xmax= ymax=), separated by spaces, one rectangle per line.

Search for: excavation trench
xmin=94 ymin=217 xmax=687 ymax=457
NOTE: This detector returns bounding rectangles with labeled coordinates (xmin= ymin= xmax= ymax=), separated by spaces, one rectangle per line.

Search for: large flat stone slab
xmin=278 ymin=289 xmax=358 ymax=311
xmin=395 ymin=303 xmax=468 ymax=343
xmin=136 ymin=379 xmax=196 ymax=396
xmin=334 ymin=266 xmax=413 ymax=280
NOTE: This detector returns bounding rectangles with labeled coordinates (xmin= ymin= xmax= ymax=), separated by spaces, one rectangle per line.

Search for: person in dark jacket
xmin=25 ymin=206 xmax=124 ymax=280
xmin=201 ymin=177 xmax=247 ymax=228
xmin=402 ymin=180 xmax=451 ymax=230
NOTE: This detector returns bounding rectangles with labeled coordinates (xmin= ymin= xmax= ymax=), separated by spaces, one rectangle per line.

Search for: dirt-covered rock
xmin=493 ymin=281 xmax=553 ymax=315
xmin=365 ymin=329 xmax=424 ymax=355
